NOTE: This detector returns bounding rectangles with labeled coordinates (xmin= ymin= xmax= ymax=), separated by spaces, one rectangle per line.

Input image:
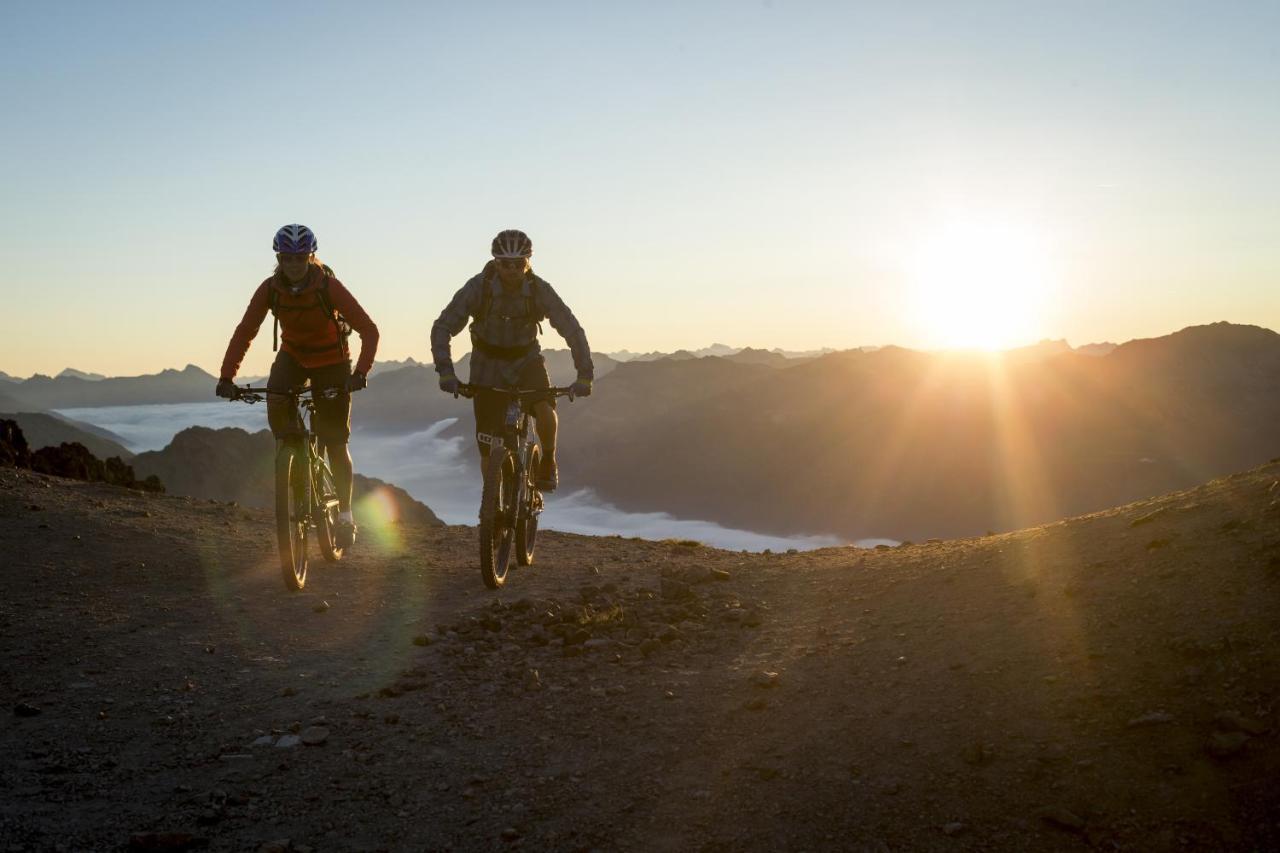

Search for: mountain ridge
xmin=563 ymin=322 xmax=1280 ymax=541
xmin=0 ymin=411 xmax=135 ymax=460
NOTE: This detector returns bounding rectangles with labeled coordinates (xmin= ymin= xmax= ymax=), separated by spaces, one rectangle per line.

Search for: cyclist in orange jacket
xmin=216 ymin=224 xmax=379 ymax=547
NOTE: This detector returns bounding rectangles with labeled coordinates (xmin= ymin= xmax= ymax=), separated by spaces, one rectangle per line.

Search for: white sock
xmin=339 ymin=510 xmax=354 ymax=524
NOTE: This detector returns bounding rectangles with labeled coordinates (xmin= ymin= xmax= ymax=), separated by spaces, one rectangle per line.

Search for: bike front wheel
xmin=274 ymin=442 xmax=309 ymax=591
xmin=315 ymin=459 xmax=344 ymax=563
xmin=515 ymin=444 xmax=541 ymax=567
xmin=478 ymin=448 xmax=516 ymax=589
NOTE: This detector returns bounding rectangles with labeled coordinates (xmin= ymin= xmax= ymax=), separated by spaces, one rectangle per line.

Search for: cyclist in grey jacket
xmin=430 ymin=229 xmax=593 ymax=492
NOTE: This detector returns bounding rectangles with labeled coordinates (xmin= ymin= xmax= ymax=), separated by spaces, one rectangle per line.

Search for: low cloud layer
xmin=58 ymin=403 xmax=852 ymax=551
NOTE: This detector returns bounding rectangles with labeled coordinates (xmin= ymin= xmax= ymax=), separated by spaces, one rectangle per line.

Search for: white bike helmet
xmin=491 ymin=229 xmax=533 ymax=259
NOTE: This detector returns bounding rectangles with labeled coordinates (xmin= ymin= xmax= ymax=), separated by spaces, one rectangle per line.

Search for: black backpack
xmin=268 ymin=265 xmax=352 ymax=358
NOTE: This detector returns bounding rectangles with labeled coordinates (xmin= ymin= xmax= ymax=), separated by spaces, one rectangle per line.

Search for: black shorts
xmin=473 ymin=357 xmax=553 ymax=456
xmin=266 ymin=351 xmax=352 ymax=444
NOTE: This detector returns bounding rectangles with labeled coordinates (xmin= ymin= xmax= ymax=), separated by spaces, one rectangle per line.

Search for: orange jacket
xmin=220 ymin=266 xmax=379 ymax=379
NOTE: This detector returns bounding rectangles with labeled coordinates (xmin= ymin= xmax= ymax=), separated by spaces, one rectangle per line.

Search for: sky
xmin=2 ymin=1 xmax=1278 ymax=378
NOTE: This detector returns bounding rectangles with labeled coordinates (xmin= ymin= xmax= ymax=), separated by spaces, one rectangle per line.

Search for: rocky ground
xmin=1 ymin=462 xmax=1278 ymax=852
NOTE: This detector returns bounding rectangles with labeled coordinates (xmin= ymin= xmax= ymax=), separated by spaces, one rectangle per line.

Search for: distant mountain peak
xmin=1076 ymin=341 xmax=1117 ymax=357
xmin=56 ymin=368 xmax=106 ymax=381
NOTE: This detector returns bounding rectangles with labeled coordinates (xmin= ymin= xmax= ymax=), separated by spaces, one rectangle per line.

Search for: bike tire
xmin=316 ymin=460 xmax=344 ymax=563
xmin=516 ymin=444 xmax=541 ymax=567
xmin=274 ymin=442 xmax=309 ymax=591
xmin=478 ymin=449 xmax=516 ymax=589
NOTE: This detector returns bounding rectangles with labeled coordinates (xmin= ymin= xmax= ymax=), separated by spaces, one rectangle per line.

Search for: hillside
xmin=0 ymin=412 xmax=134 ymax=460
xmin=350 ymin=351 xmax=617 ymax=435
xmin=131 ymin=426 xmax=443 ymax=527
xmin=564 ymin=322 xmax=1280 ymax=541
xmin=1 ymin=458 xmax=1276 ymax=850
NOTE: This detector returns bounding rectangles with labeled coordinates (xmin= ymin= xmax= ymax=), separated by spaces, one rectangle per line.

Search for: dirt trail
xmin=1 ymin=464 xmax=1277 ymax=851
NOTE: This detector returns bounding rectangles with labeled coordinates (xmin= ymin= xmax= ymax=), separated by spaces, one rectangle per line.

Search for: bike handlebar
xmin=232 ymin=385 xmax=346 ymax=404
xmin=455 ymin=384 xmax=578 ymax=402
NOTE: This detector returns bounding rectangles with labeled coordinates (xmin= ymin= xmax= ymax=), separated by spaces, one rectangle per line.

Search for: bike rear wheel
xmin=274 ymin=441 xmax=309 ymax=591
xmin=479 ymin=448 xmax=516 ymax=589
xmin=315 ymin=458 xmax=344 ymax=563
xmin=516 ymin=444 xmax=541 ymax=567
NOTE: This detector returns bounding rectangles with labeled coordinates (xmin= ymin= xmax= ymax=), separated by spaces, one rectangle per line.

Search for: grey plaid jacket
xmin=430 ymin=268 xmax=594 ymax=388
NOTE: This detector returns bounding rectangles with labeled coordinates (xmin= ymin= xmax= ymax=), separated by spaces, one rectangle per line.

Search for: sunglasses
xmin=495 ymin=257 xmax=527 ymax=268
xmin=277 ymin=252 xmax=311 ymax=264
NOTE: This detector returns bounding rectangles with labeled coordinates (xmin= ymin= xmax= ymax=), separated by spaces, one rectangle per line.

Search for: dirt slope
xmin=1 ymin=462 xmax=1277 ymax=851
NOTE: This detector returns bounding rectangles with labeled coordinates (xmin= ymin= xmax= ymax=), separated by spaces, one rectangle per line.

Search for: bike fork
xmin=300 ymin=438 xmax=315 ymax=526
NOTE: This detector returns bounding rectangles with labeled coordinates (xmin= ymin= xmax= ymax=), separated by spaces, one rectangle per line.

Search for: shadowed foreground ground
xmin=1 ymin=461 xmax=1277 ymax=851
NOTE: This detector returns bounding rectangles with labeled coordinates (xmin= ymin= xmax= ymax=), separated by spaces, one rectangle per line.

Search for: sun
xmin=908 ymin=218 xmax=1057 ymax=350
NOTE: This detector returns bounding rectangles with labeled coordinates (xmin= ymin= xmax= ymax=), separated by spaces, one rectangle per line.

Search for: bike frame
xmin=453 ymin=384 xmax=574 ymax=587
xmin=489 ymin=395 xmax=537 ymax=522
xmin=235 ymin=386 xmax=341 ymax=530
xmin=230 ymin=383 xmax=350 ymax=589
xmin=469 ymin=385 xmax=574 ymax=509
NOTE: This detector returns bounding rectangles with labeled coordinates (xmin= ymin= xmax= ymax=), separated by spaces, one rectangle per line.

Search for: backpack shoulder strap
xmin=476 ymin=274 xmax=495 ymax=324
xmin=314 ymin=269 xmax=352 ymax=360
xmin=268 ymin=281 xmax=280 ymax=352
xmin=525 ymin=276 xmax=541 ymax=321
xmin=315 ymin=270 xmax=335 ymax=314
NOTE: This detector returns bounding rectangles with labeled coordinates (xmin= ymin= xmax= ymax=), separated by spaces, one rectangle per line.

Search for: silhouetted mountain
xmin=350 ymin=365 xmax=454 ymax=435
xmin=454 ymin=349 xmax=619 ymax=384
xmin=1004 ymin=338 xmax=1074 ymax=361
xmin=611 ymin=350 xmax=669 ymax=362
xmin=1077 ymin=341 xmax=1118 ymax=356
xmin=352 ymin=351 xmax=619 ymax=435
xmin=564 ymin=322 xmax=1280 ymax=541
xmin=0 ymin=412 xmax=134 ymax=460
xmin=132 ymin=426 xmax=443 ymax=526
xmin=45 ymin=412 xmax=131 ymax=446
xmin=723 ymin=347 xmax=794 ymax=367
xmin=558 ymin=356 xmax=775 ymax=451
xmin=56 ymin=368 xmax=107 ymax=381
xmin=0 ymin=419 xmax=160 ymax=491
xmin=372 ymin=357 xmax=427 ymax=375
xmin=771 ymin=346 xmax=839 ymax=358
xmin=7 ymin=364 xmax=217 ymax=409
xmin=610 ymin=345 xmax=837 ymax=362
xmin=0 ymin=371 xmax=20 ymax=383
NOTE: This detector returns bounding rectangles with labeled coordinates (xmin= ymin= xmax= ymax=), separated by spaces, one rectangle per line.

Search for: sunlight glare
xmin=909 ymin=219 xmax=1057 ymax=350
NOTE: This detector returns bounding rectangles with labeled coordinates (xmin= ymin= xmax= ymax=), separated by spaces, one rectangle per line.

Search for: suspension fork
xmin=297 ymin=434 xmax=315 ymax=526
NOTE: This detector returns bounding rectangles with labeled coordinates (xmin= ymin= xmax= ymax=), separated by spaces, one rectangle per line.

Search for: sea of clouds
xmin=57 ymin=402 xmax=864 ymax=552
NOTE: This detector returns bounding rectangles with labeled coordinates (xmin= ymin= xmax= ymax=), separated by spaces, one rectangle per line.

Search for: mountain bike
xmin=233 ymin=386 xmax=346 ymax=591
xmin=458 ymin=385 xmax=576 ymax=589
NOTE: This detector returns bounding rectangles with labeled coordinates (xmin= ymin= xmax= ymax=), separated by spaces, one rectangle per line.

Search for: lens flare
xmin=355 ymin=486 xmax=405 ymax=555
